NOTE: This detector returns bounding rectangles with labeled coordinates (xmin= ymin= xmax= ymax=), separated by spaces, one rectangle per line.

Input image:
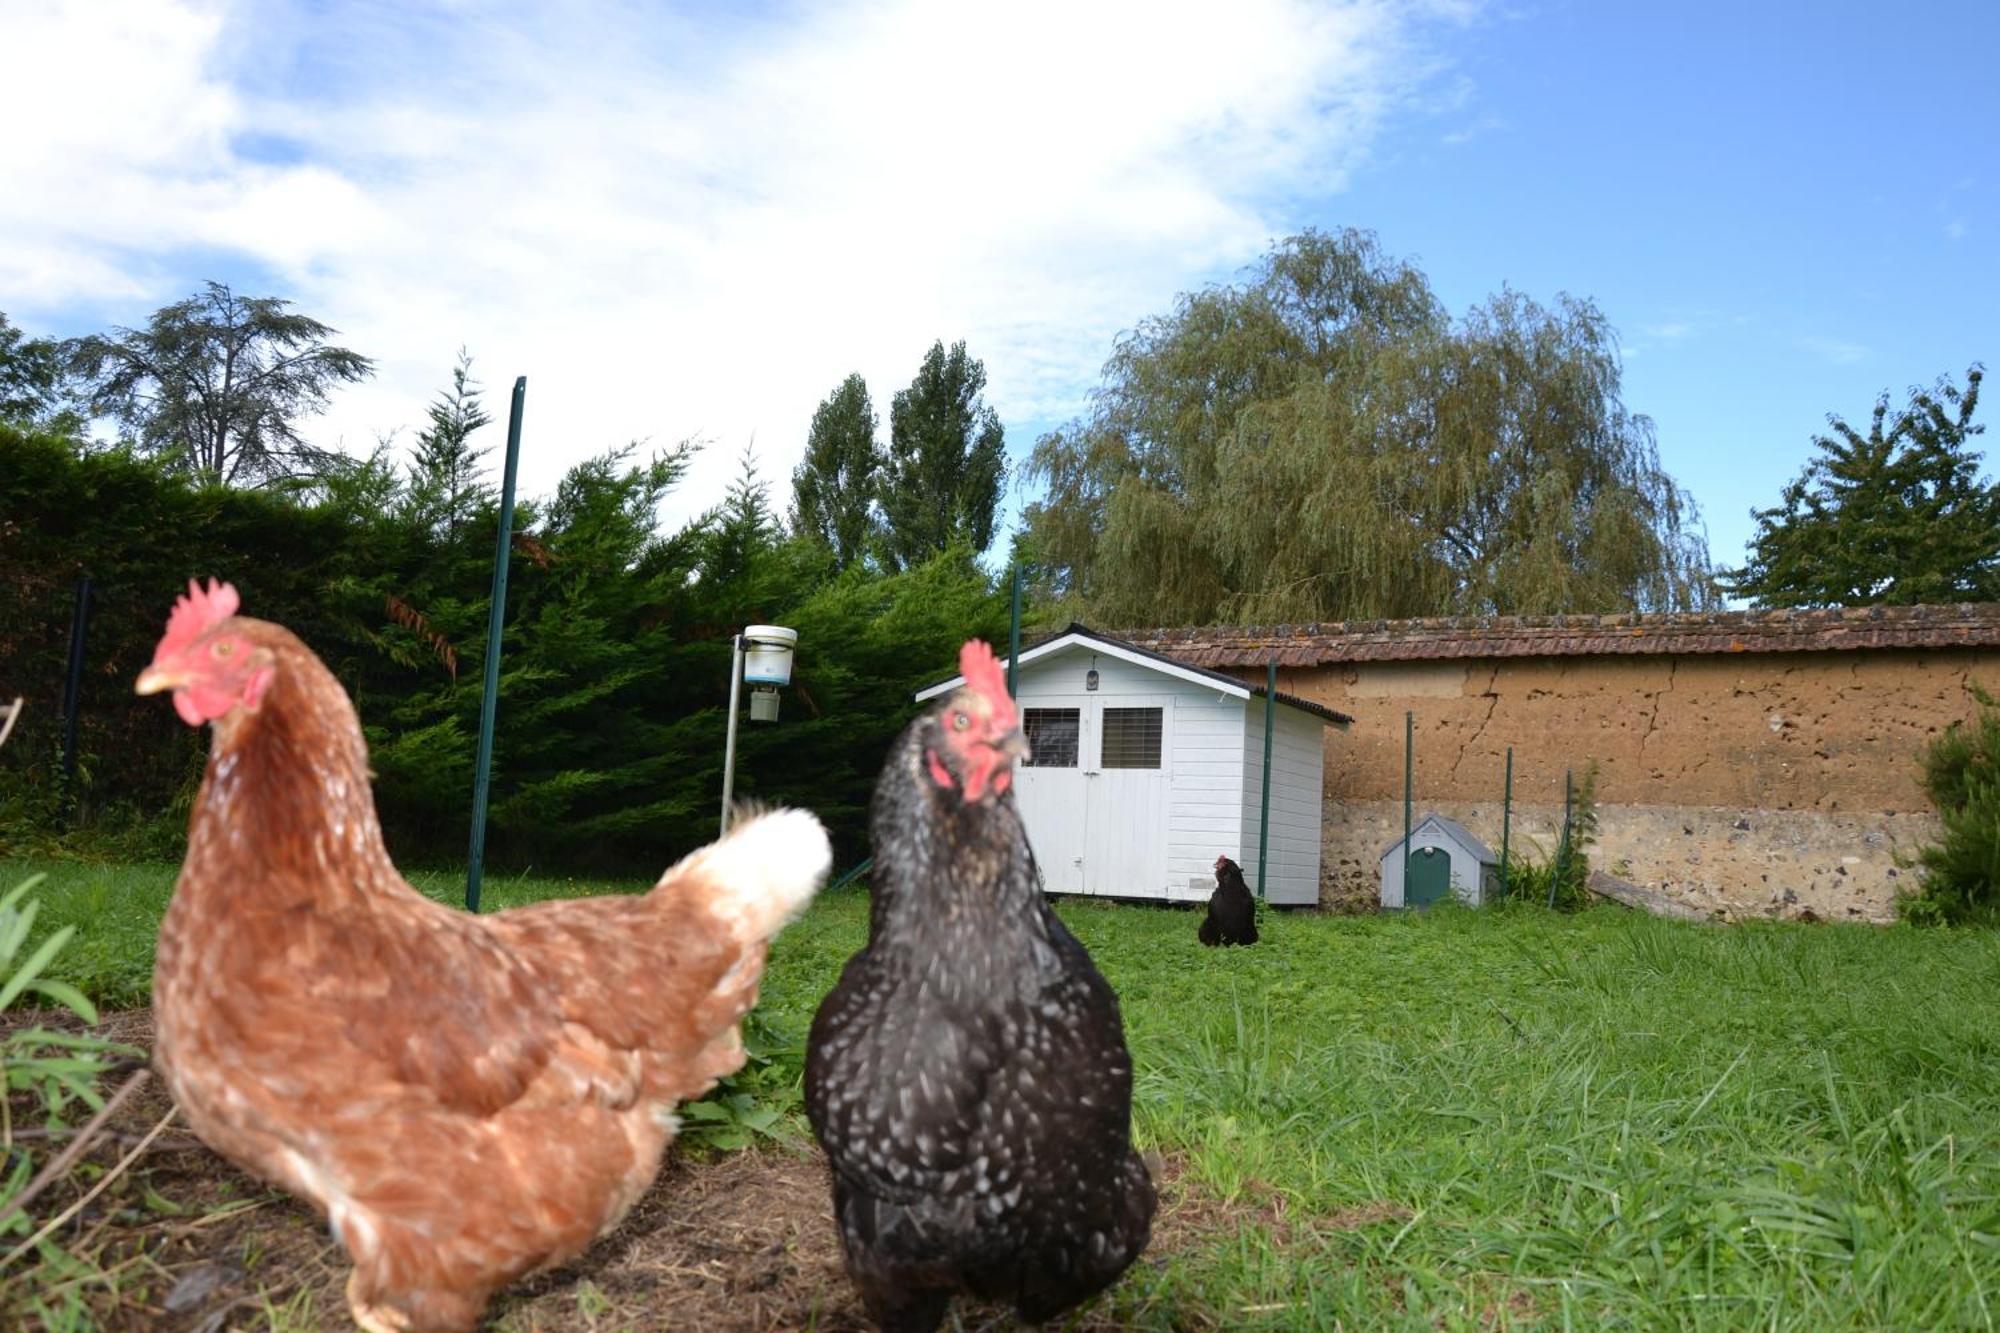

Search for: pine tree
xmin=404 ymin=349 xmax=494 ymax=540
xmin=1725 ymin=366 xmax=1994 ymax=607
xmin=708 ymin=443 xmax=779 ymax=589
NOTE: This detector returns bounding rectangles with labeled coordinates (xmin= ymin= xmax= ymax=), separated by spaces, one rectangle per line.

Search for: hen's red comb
xmin=157 ymin=578 xmax=240 ymax=660
xmin=958 ymin=639 xmax=1017 ymax=727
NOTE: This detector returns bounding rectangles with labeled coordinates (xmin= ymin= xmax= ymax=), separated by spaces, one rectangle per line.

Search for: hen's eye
xmin=213 ymin=640 xmax=234 ymax=658
xmin=952 ymin=712 xmax=970 ymax=731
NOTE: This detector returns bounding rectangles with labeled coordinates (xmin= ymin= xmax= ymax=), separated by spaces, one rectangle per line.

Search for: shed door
xmin=1080 ymin=698 xmax=1171 ymax=897
xmin=1014 ymin=705 xmax=1085 ymax=892
xmin=1407 ymin=845 xmax=1452 ymax=907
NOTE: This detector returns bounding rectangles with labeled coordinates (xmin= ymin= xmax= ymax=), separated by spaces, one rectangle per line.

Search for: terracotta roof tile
xmin=1114 ymin=603 xmax=2000 ymax=667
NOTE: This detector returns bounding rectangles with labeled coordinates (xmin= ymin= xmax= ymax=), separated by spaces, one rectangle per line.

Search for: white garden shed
xmin=1380 ymin=814 xmax=1500 ymax=909
xmin=916 ymin=625 xmax=1351 ymax=905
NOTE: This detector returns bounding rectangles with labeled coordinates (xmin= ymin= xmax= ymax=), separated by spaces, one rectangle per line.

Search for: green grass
xmin=9 ymin=859 xmax=2000 ymax=1329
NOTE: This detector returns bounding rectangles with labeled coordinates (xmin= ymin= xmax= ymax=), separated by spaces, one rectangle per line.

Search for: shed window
xmin=1101 ymin=707 xmax=1163 ymax=769
xmin=1022 ymin=708 xmax=1080 ymax=768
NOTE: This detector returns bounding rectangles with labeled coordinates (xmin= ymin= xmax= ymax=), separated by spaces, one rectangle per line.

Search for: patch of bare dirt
xmin=6 ymin=1012 xmax=1400 ymax=1330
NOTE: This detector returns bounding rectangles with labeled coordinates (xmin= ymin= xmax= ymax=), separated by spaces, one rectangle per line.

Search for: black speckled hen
xmin=805 ymin=640 xmax=1155 ymax=1332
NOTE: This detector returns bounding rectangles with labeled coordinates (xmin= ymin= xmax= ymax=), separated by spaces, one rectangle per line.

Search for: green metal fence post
xmin=465 ymin=376 xmax=526 ymax=913
xmin=1007 ymin=564 xmax=1023 ymax=696
xmin=827 ymin=856 xmax=874 ymax=893
xmin=1257 ymin=658 xmax=1276 ymax=900
xmin=1499 ymin=746 xmax=1513 ymax=897
xmin=1549 ymin=766 xmax=1572 ymax=910
xmin=60 ymin=574 xmax=92 ymax=827
xmin=1402 ymin=709 xmax=1413 ymax=907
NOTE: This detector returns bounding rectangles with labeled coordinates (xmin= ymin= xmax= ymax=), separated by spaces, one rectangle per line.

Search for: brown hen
xmin=137 ymin=579 xmax=829 ymax=1332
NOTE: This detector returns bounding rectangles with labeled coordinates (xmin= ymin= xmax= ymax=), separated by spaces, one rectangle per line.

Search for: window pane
xmin=1022 ymin=708 xmax=1079 ymax=768
xmin=1101 ymin=707 xmax=1162 ymax=769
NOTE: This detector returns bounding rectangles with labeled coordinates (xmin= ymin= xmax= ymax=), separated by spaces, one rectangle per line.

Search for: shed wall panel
xmin=1238 ymin=703 xmax=1325 ymax=905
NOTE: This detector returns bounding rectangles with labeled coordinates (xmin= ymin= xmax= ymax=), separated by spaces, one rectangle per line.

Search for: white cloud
xmin=1801 ymin=336 xmax=1869 ymax=366
xmin=1644 ymin=321 xmax=1694 ymax=340
xmin=3 ymin=0 xmax=1477 ymax=531
xmin=1441 ymin=112 xmax=1503 ymax=145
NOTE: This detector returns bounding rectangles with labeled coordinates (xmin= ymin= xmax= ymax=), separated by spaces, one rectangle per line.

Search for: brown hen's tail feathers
xmin=655 ymin=806 xmax=831 ymax=942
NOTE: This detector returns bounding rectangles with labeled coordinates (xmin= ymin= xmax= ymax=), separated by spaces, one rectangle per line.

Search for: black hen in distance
xmin=806 ymin=641 xmax=1155 ymax=1332
xmin=1199 ymin=855 xmax=1259 ymax=946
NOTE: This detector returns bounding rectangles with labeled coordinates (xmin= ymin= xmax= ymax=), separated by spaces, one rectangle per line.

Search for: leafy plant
xmin=1901 ymin=683 xmax=2000 ymax=924
xmin=0 ymin=875 xmax=124 ymax=1127
xmin=1499 ymin=762 xmax=1600 ymax=911
xmin=0 ymin=874 xmax=138 ymax=1323
xmin=676 ymin=1009 xmax=805 ymax=1152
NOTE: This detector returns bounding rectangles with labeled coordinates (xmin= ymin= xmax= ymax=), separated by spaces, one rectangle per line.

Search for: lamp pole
xmin=720 ymin=634 xmax=744 ymax=837
xmin=1008 ymin=563 xmax=1023 ymax=696
xmin=718 ymin=625 xmax=797 ymax=837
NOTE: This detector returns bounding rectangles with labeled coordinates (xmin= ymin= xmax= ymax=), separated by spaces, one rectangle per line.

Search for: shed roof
xmin=916 ymin=623 xmax=1354 ymax=726
xmin=1121 ymin=603 xmax=2000 ymax=668
xmin=1382 ymin=814 xmax=1497 ymax=863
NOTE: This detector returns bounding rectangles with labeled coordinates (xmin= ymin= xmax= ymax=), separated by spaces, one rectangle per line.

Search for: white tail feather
xmin=658 ymin=807 xmax=831 ymax=941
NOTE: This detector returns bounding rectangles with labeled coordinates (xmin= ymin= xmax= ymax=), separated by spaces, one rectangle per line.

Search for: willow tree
xmin=1022 ymin=229 xmax=1716 ymax=624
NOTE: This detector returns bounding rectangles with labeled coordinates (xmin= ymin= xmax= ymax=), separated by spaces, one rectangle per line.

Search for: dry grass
xmin=7 ymin=1010 xmax=1315 ymax=1332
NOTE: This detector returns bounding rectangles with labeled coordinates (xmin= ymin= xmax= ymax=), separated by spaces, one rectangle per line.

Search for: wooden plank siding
xmin=943 ymin=632 xmax=1334 ymax=905
xmin=1237 ymin=703 xmax=1325 ymax=905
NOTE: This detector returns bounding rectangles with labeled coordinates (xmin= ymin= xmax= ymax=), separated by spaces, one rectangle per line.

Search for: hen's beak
xmin=999 ymin=729 xmax=1029 ymax=764
xmin=135 ymin=665 xmax=184 ymax=696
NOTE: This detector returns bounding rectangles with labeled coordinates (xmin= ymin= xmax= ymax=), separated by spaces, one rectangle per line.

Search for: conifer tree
xmin=1725 ymin=366 xmax=1993 ymax=607
xmin=67 ymin=281 xmax=373 ymax=486
xmin=0 ymin=313 xmax=70 ymax=428
xmin=405 ymin=349 xmax=493 ymax=540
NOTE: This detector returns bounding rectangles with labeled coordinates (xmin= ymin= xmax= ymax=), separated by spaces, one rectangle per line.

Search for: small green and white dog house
xmin=1381 ymin=814 xmax=1500 ymax=908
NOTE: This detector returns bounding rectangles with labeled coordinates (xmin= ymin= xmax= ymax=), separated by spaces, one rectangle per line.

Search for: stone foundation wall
xmin=1319 ymin=800 xmax=1933 ymax=922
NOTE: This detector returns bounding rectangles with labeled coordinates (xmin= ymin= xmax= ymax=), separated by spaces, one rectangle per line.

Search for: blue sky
xmin=1313 ymin=0 xmax=1998 ymax=571
xmin=3 ymin=0 xmax=1993 ymax=579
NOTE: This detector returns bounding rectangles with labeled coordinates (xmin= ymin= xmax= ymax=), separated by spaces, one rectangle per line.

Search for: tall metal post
xmin=1549 ymin=766 xmax=1572 ymax=910
xmin=1256 ymin=658 xmax=1276 ymax=899
xmin=60 ymin=575 xmax=92 ymax=825
xmin=1007 ymin=564 xmax=1024 ymax=696
xmin=465 ymin=376 xmax=526 ymax=913
xmin=719 ymin=634 xmax=745 ymax=837
xmin=1402 ymin=710 xmax=1414 ymax=904
xmin=1499 ymin=746 xmax=1514 ymax=897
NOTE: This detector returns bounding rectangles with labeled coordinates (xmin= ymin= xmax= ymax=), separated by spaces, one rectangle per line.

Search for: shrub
xmin=1901 ymin=684 xmax=2000 ymax=924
